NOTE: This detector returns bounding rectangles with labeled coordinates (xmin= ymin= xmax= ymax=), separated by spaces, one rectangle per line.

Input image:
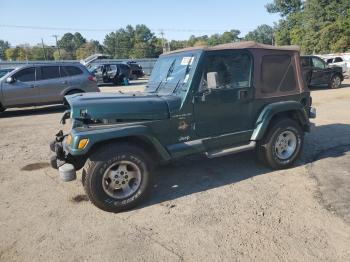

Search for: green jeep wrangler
xmin=50 ymin=41 xmax=316 ymax=212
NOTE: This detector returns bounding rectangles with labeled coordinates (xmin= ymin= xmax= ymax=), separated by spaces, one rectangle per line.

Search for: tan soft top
xmin=162 ymin=41 xmax=300 ymax=55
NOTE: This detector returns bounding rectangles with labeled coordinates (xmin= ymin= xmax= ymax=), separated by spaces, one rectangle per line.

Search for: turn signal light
xmin=77 ymin=138 xmax=89 ymax=149
xmin=66 ymin=134 xmax=72 ymax=145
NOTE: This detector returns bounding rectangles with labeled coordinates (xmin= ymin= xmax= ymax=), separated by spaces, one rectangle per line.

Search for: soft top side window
xmin=200 ymin=52 xmax=252 ymax=91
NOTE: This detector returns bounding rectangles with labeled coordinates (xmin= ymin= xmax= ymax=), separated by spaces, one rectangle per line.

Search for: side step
xmin=206 ymin=141 xmax=256 ymax=159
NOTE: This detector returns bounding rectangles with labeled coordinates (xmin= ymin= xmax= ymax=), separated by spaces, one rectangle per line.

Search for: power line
xmin=0 ymin=24 xmax=255 ymax=33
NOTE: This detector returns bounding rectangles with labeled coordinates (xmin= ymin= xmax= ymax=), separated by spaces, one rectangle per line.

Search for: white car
xmin=325 ymin=57 xmax=348 ymax=74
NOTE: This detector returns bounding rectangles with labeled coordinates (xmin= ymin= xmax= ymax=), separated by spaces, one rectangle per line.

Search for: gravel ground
xmin=0 ymin=79 xmax=349 ymax=262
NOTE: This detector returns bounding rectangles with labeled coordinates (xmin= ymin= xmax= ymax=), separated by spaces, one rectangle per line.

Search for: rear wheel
xmin=329 ymin=75 xmax=342 ymax=89
xmin=66 ymin=89 xmax=84 ymax=95
xmin=113 ymin=75 xmax=121 ymax=85
xmin=257 ymin=119 xmax=304 ymax=169
xmin=83 ymin=143 xmax=153 ymax=212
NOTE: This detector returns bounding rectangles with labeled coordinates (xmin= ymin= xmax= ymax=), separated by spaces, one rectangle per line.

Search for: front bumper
xmin=50 ymin=131 xmax=76 ymax=182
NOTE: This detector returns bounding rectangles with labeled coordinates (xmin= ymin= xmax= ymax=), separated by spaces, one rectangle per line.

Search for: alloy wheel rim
xmin=102 ymin=160 xmax=142 ymax=199
xmin=274 ymin=130 xmax=297 ymax=160
xmin=333 ymin=77 xmax=341 ymax=88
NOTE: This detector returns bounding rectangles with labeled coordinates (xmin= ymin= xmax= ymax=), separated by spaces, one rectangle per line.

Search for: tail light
xmin=88 ymin=75 xmax=96 ymax=82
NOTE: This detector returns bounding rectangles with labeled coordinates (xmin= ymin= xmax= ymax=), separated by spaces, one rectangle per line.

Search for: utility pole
xmin=52 ymin=34 xmax=61 ymax=59
xmin=41 ymin=38 xmax=47 ymax=60
xmin=160 ymin=30 xmax=166 ymax=53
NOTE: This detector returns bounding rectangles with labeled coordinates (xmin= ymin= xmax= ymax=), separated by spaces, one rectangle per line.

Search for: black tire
xmin=112 ymin=76 xmax=121 ymax=85
xmin=83 ymin=142 xmax=153 ymax=212
xmin=256 ymin=118 xmax=304 ymax=169
xmin=66 ymin=89 xmax=84 ymax=96
xmin=329 ymin=75 xmax=342 ymax=89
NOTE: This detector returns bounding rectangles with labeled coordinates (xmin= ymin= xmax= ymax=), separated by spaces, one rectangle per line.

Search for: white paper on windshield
xmin=181 ymin=57 xmax=194 ymax=66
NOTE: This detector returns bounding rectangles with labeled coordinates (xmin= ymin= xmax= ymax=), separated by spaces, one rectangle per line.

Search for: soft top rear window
xmin=261 ymin=54 xmax=296 ymax=94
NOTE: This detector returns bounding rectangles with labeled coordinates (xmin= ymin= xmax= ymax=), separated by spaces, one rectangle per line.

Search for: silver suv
xmin=0 ymin=63 xmax=99 ymax=112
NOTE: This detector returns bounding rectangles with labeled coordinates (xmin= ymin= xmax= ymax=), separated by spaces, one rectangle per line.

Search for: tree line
xmin=0 ymin=0 xmax=349 ymax=61
xmin=0 ymin=22 xmax=275 ymax=61
xmin=268 ymin=0 xmax=350 ymax=54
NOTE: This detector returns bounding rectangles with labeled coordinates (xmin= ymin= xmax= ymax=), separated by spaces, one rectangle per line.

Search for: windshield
xmin=146 ymin=52 xmax=199 ymax=96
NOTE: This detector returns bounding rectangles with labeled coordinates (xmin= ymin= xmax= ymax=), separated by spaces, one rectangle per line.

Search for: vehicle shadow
xmin=309 ymin=83 xmax=350 ymax=91
xmin=136 ymin=123 xmax=350 ymax=210
xmin=0 ymin=105 xmax=66 ymax=118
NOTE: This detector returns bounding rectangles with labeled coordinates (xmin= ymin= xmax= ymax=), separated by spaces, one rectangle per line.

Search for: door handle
xmin=61 ymin=80 xmax=68 ymax=85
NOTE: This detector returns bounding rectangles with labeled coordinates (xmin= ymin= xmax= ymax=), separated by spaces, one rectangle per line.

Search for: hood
xmin=65 ymin=92 xmax=182 ymax=121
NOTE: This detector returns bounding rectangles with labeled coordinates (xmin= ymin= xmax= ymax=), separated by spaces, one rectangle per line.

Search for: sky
xmin=0 ymin=0 xmax=281 ymax=46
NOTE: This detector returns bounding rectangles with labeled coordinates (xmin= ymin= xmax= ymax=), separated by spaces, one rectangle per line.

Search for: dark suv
xmin=50 ymin=41 xmax=316 ymax=212
xmin=89 ymin=63 xmax=130 ymax=85
xmin=126 ymin=61 xmax=144 ymax=79
xmin=301 ymin=55 xmax=344 ymax=89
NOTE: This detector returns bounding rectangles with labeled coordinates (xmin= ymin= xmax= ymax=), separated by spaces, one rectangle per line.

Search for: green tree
xmin=58 ymin=32 xmax=87 ymax=59
xmin=104 ymin=24 xmax=159 ymax=58
xmin=267 ymin=0 xmax=350 ymax=53
xmin=76 ymin=41 xmax=103 ymax=59
xmin=245 ymin=25 xmax=274 ymax=44
xmin=266 ymin=0 xmax=303 ymax=17
xmin=5 ymin=48 xmax=19 ymax=61
xmin=73 ymin=32 xmax=86 ymax=50
xmin=0 ymin=40 xmax=10 ymax=60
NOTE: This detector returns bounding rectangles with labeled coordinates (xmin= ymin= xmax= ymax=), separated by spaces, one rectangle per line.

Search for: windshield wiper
xmin=152 ymin=80 xmax=163 ymax=93
xmin=165 ymin=59 xmax=176 ymax=81
xmin=171 ymin=79 xmax=182 ymax=94
xmin=171 ymin=55 xmax=194 ymax=94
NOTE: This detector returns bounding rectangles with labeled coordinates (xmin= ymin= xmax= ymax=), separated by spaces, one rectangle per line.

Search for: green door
xmin=193 ymin=50 xmax=254 ymax=146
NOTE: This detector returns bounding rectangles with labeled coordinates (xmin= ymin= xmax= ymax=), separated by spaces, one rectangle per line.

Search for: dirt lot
xmin=0 ymin=79 xmax=350 ymax=262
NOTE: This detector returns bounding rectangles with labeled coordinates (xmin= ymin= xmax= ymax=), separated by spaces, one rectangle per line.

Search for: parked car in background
xmin=80 ymin=54 xmax=111 ymax=67
xmin=0 ymin=63 xmax=99 ymax=112
xmin=89 ymin=63 xmax=130 ymax=85
xmin=301 ymin=55 xmax=344 ymax=89
xmin=325 ymin=56 xmax=348 ymax=74
xmin=126 ymin=61 xmax=144 ymax=79
xmin=0 ymin=68 xmax=15 ymax=78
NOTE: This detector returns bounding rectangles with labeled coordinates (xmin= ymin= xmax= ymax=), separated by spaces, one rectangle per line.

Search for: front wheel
xmin=329 ymin=75 xmax=342 ymax=89
xmin=257 ymin=119 xmax=304 ymax=169
xmin=83 ymin=143 xmax=153 ymax=212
